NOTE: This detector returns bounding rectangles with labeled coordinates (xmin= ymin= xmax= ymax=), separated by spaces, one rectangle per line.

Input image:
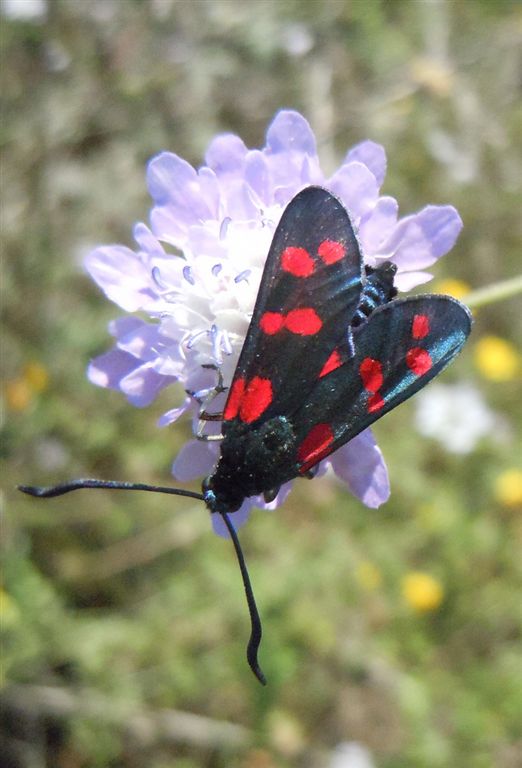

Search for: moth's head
xmin=202 ymin=476 xmax=218 ymax=512
xmin=367 ymin=260 xmax=398 ymax=300
xmin=380 ymin=260 xmax=398 ymax=279
xmin=202 ymin=475 xmax=244 ymax=515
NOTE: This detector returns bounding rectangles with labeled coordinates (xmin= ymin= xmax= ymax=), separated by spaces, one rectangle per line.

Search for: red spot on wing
xmin=239 ymin=376 xmax=273 ymax=424
xmin=359 ymin=357 xmax=383 ymax=393
xmin=319 ymin=349 xmax=343 ymax=378
xmin=406 ymin=347 xmax=433 ymax=375
xmin=298 ymin=423 xmax=335 ymax=473
xmin=260 ymin=312 xmax=284 ymax=335
xmin=281 ymin=246 xmax=315 ymax=277
xmin=318 ymin=239 xmax=345 ymax=265
xmin=223 ymin=377 xmax=245 ymax=421
xmin=285 ymin=308 xmax=322 ymax=335
xmin=260 ymin=308 xmax=322 ymax=336
xmin=412 ymin=314 xmax=430 ymax=339
xmin=367 ymin=393 xmax=385 ymax=413
xmin=359 ymin=357 xmax=386 ymax=413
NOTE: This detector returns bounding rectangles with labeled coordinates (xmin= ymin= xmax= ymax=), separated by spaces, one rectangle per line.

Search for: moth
xmin=20 ymin=187 xmax=472 ymax=684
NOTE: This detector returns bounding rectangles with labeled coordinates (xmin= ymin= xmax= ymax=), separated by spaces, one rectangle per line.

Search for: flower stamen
xmin=234 ymin=269 xmax=251 ymax=284
xmin=220 ymin=217 xmax=231 ymax=240
xmin=221 ymin=330 xmax=233 ymax=356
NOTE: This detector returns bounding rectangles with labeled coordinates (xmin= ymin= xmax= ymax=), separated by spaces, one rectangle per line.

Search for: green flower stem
xmin=463 ymin=275 xmax=522 ymax=309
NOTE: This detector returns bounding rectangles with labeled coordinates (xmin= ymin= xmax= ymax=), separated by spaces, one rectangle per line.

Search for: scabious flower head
xmin=85 ymin=110 xmax=463 ymax=535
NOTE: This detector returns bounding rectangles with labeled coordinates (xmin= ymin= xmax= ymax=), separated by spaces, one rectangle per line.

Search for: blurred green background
xmin=2 ymin=1 xmax=521 ymax=767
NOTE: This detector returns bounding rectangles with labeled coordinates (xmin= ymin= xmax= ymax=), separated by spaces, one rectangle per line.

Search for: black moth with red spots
xmin=203 ymin=187 xmax=471 ymax=516
xmin=20 ymin=186 xmax=472 ymax=686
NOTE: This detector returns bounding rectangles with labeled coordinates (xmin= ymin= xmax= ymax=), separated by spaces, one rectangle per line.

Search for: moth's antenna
xmin=18 ymin=480 xmax=266 ymax=684
xmin=18 ymin=479 xmax=205 ymax=501
xmin=220 ymin=511 xmax=266 ymax=686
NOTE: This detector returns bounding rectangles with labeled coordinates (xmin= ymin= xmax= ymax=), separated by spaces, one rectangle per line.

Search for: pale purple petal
xmin=244 ymin=149 xmax=271 ymax=203
xmin=211 ymin=498 xmax=254 ymax=537
xmin=133 ymin=222 xmax=165 ymax=256
xmin=119 ymin=364 xmax=174 ymax=407
xmin=394 ymin=270 xmax=433 ymax=292
xmin=327 ymin=162 xmax=379 ymax=224
xmin=147 ymin=152 xmax=197 ymax=206
xmin=220 ymin=180 xmax=262 ymax=221
xmin=265 ymin=109 xmax=317 ymax=156
xmin=359 ymin=196 xmax=398 ymax=256
xmin=378 ymin=205 xmax=463 ymax=270
xmin=264 ymin=110 xmax=322 ymax=194
xmin=330 ymin=429 xmax=390 ymax=508
xmin=205 ymin=133 xmax=248 ymax=175
xmin=108 ymin=316 xmax=147 ymax=339
xmin=147 ymin=153 xmax=216 ymax=241
xmin=116 ymin=323 xmax=166 ymax=362
xmin=196 ymin=167 xmax=221 ymax=219
xmin=152 ymin=349 xmax=185 ymax=378
xmin=158 ymin=397 xmax=192 ymax=427
xmin=88 ymin=348 xmax=140 ymax=391
xmin=346 ymin=140 xmax=387 ymax=187
xmin=85 ymin=245 xmax=157 ymax=312
xmin=172 ymin=439 xmax=219 ymax=482
xmin=149 ymin=205 xmax=188 ymax=245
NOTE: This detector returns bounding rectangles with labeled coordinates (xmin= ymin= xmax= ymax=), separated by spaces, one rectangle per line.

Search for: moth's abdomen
xmin=351 ymin=262 xmax=397 ymax=328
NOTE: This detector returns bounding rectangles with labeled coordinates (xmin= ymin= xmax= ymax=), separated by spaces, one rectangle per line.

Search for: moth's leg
xmin=187 ymin=364 xmax=227 ymax=442
xmin=194 ymin=410 xmax=224 ymax=442
xmin=304 ymin=466 xmax=319 ymax=480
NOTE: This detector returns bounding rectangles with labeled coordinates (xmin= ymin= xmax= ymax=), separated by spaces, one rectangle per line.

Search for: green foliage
xmin=2 ymin=1 xmax=521 ymax=767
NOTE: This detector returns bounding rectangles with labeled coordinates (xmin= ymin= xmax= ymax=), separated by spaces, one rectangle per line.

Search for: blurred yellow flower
xmin=402 ymin=571 xmax=444 ymax=613
xmin=494 ymin=469 xmax=522 ymax=508
xmin=24 ymin=361 xmax=49 ymax=392
xmin=5 ymin=378 xmax=32 ymax=411
xmin=474 ymin=336 xmax=520 ymax=381
xmin=356 ymin=561 xmax=382 ymax=591
xmin=435 ymin=278 xmax=471 ymax=300
xmin=4 ymin=361 xmax=49 ymax=411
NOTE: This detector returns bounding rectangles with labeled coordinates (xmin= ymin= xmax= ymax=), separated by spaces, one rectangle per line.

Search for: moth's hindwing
xmin=290 ymin=295 xmax=472 ymax=473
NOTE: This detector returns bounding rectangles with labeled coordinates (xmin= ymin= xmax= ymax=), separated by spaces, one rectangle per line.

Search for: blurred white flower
xmin=34 ymin=438 xmax=69 ymax=472
xmin=330 ymin=741 xmax=376 ymax=768
xmin=281 ymin=23 xmax=314 ymax=57
xmin=414 ymin=382 xmax=498 ymax=454
xmin=1 ymin=0 xmax=46 ymax=21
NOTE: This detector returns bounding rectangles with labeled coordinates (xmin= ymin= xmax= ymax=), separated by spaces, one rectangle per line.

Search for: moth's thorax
xmin=202 ymin=416 xmax=296 ymax=514
xmin=351 ymin=261 xmax=398 ymax=327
